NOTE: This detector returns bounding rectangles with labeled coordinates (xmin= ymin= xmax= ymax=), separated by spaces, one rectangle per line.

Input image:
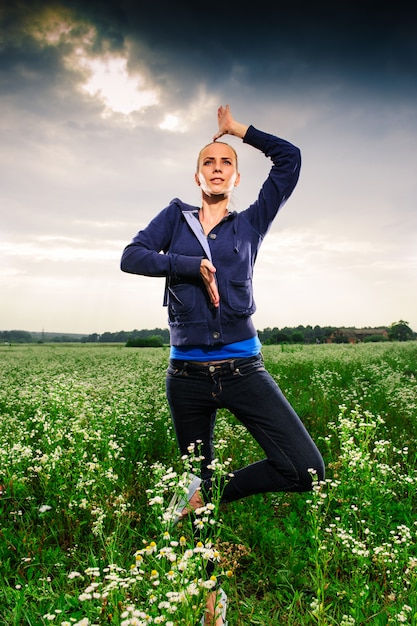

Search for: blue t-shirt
xmin=170 ymin=336 xmax=261 ymax=361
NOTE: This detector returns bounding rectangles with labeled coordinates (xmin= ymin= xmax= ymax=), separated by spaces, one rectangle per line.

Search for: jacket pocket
xmin=226 ymin=279 xmax=253 ymax=313
xmin=168 ymin=284 xmax=196 ymax=317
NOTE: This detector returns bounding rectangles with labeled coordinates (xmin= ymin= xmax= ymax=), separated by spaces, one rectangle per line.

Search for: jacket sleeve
xmin=120 ymin=203 xmax=202 ymax=278
xmin=241 ymin=125 xmax=301 ymax=236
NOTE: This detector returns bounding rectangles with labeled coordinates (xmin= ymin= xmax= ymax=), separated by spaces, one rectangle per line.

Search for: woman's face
xmin=195 ymin=142 xmax=240 ymax=197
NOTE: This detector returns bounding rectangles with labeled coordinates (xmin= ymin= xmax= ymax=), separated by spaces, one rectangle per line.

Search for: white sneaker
xmin=166 ymin=473 xmax=202 ymax=526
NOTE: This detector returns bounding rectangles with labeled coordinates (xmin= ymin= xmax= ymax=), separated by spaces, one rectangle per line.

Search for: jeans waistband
xmin=169 ymin=354 xmax=261 ymax=374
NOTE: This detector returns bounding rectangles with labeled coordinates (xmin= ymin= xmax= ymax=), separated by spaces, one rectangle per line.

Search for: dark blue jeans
xmin=166 ymin=354 xmax=325 ymax=503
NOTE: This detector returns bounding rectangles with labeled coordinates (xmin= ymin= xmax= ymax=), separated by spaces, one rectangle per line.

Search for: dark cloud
xmin=78 ymin=1 xmax=417 ymax=90
xmin=3 ymin=1 xmax=416 ymax=97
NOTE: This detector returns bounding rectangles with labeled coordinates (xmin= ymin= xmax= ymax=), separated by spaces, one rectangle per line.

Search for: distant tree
xmin=291 ymin=331 xmax=304 ymax=343
xmin=82 ymin=333 xmax=99 ymax=343
xmin=258 ymin=327 xmax=273 ymax=343
xmin=0 ymin=330 xmax=32 ymax=343
xmin=99 ymin=331 xmax=117 ymax=342
xmin=388 ymin=320 xmax=414 ymax=341
xmin=126 ymin=335 xmax=164 ymax=347
xmin=51 ymin=335 xmax=81 ymax=343
xmin=303 ymin=325 xmax=314 ymax=343
xmin=131 ymin=328 xmax=170 ymax=343
xmin=364 ymin=334 xmax=389 ymax=343
xmin=112 ymin=330 xmax=130 ymax=343
xmin=270 ymin=331 xmax=291 ymax=344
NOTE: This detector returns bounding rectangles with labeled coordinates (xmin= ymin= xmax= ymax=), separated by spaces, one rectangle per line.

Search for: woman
xmin=121 ymin=105 xmax=324 ymax=625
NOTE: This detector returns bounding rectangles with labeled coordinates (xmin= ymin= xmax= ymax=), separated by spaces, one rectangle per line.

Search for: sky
xmin=1 ymin=1 xmax=417 ymax=335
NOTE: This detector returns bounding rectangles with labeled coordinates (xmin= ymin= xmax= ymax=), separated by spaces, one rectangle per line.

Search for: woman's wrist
xmin=229 ymin=121 xmax=249 ymax=139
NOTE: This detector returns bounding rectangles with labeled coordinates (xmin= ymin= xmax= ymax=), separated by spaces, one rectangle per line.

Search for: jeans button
xmin=209 ymin=365 xmax=216 ymax=373
xmin=212 ymin=332 xmax=220 ymax=340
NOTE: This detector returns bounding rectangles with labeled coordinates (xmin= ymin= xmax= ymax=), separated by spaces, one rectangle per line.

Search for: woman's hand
xmin=200 ymin=259 xmax=220 ymax=307
xmin=213 ymin=104 xmax=249 ymax=141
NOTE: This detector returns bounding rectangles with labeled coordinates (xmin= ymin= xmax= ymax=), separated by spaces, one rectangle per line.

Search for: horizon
xmin=1 ymin=321 xmax=410 ymax=337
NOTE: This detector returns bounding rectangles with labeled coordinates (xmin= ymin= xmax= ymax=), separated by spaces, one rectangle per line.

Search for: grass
xmin=0 ymin=341 xmax=416 ymax=625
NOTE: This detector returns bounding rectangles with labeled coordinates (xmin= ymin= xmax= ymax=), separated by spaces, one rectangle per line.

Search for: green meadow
xmin=0 ymin=341 xmax=416 ymax=625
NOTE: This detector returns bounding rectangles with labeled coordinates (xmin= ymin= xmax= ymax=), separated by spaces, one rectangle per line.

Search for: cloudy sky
xmin=1 ymin=1 xmax=416 ymax=335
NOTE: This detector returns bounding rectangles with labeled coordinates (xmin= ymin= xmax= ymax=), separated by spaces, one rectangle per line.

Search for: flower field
xmin=0 ymin=341 xmax=416 ymax=625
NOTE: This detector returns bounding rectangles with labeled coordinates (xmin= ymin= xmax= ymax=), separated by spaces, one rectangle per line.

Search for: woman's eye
xmin=202 ymin=159 xmax=232 ymax=166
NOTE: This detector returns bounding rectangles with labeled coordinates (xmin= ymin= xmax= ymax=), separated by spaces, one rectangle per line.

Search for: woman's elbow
xmin=120 ymin=247 xmax=135 ymax=273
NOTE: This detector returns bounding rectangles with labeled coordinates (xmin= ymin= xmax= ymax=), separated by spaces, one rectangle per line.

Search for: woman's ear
xmin=195 ymin=172 xmax=201 ymax=186
xmin=234 ymin=172 xmax=241 ymax=186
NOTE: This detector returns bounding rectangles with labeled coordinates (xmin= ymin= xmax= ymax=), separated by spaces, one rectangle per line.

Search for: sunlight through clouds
xmin=28 ymin=6 xmax=159 ymax=117
xmin=79 ymin=54 xmax=159 ymax=115
xmin=158 ymin=86 xmax=219 ymax=133
xmin=159 ymin=114 xmax=184 ymax=132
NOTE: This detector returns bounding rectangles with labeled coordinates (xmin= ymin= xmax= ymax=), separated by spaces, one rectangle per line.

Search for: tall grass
xmin=0 ymin=342 xmax=416 ymax=625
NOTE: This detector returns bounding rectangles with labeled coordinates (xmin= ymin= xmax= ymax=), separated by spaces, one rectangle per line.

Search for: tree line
xmin=259 ymin=321 xmax=415 ymax=344
xmin=1 ymin=321 xmax=414 ymax=345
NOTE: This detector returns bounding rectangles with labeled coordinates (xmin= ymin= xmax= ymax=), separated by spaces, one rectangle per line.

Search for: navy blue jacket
xmin=121 ymin=125 xmax=301 ymax=346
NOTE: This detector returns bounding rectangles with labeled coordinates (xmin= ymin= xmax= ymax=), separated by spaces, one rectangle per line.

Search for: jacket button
xmin=212 ymin=332 xmax=220 ymax=340
xmin=209 ymin=233 xmax=217 ymax=239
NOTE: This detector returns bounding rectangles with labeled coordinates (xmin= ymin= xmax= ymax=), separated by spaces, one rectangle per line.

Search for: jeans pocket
xmin=167 ymin=362 xmax=191 ymax=377
xmin=235 ymin=354 xmax=266 ymax=376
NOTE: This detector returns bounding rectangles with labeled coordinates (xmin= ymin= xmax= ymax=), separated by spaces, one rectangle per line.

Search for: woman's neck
xmin=199 ymin=197 xmax=230 ymax=235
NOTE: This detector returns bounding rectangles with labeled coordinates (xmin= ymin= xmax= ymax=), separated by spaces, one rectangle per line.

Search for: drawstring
xmin=233 ymin=218 xmax=239 ymax=253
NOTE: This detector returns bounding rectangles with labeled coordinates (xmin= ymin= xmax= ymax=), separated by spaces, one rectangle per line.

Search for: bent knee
xmin=285 ymin=454 xmax=325 ymax=492
xmin=299 ymin=458 xmax=325 ymax=491
xmin=269 ymin=452 xmax=325 ymax=493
